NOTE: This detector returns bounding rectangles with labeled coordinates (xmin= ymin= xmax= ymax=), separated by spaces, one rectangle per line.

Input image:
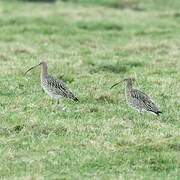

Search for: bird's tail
xmin=156 ymin=111 xmax=162 ymax=116
xmin=73 ymin=97 xmax=79 ymax=101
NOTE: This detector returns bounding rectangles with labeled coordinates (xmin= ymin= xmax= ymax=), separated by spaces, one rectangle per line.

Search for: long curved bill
xmin=110 ymin=81 xmax=121 ymax=89
xmin=24 ymin=63 xmax=40 ymax=75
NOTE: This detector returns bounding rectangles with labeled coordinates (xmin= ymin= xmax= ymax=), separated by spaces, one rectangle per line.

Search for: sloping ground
xmin=0 ymin=0 xmax=179 ymax=179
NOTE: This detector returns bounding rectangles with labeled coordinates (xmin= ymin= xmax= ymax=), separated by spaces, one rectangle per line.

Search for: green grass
xmin=0 ymin=0 xmax=180 ymax=179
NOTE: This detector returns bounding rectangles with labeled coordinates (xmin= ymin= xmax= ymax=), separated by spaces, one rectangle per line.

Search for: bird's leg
xmin=51 ymin=99 xmax=54 ymax=105
xmin=56 ymin=99 xmax=67 ymax=111
xmin=138 ymin=109 xmax=144 ymax=125
xmin=140 ymin=110 xmax=143 ymax=116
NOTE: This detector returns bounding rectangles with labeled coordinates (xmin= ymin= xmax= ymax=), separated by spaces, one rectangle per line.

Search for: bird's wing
xmin=131 ymin=89 xmax=159 ymax=112
xmin=46 ymin=75 xmax=78 ymax=101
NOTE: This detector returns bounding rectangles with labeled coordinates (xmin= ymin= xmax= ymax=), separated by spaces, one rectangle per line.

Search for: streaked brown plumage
xmin=111 ymin=78 xmax=162 ymax=116
xmin=25 ymin=61 xmax=79 ymax=103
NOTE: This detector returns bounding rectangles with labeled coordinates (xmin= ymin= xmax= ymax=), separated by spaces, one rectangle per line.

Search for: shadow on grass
xmin=78 ymin=22 xmax=123 ymax=31
xmin=36 ymin=125 xmax=67 ymax=136
xmin=90 ymin=61 xmax=144 ymax=74
xmin=57 ymin=75 xmax=75 ymax=83
xmin=20 ymin=0 xmax=56 ymax=2
xmin=135 ymin=29 xmax=171 ymax=36
xmin=0 ymin=124 xmax=67 ymax=137
xmin=95 ymin=94 xmax=117 ymax=104
xmin=56 ymin=0 xmax=144 ymax=11
xmin=108 ymin=0 xmax=144 ymax=11
xmin=99 ymin=64 xmax=127 ymax=74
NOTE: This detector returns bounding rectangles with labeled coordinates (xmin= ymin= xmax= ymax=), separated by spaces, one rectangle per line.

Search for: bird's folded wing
xmin=47 ymin=76 xmax=77 ymax=100
xmin=131 ymin=89 xmax=158 ymax=112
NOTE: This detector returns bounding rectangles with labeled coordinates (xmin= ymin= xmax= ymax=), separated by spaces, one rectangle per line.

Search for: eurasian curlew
xmin=25 ymin=61 xmax=79 ymax=107
xmin=111 ymin=78 xmax=162 ymax=116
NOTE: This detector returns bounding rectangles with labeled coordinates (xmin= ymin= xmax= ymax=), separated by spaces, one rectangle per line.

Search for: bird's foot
xmin=62 ymin=106 xmax=67 ymax=112
xmin=56 ymin=105 xmax=67 ymax=112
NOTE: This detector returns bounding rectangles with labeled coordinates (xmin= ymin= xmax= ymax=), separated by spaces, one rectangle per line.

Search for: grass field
xmin=0 ymin=0 xmax=180 ymax=179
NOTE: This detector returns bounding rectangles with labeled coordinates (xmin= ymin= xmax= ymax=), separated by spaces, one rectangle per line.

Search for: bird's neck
xmin=41 ymin=63 xmax=48 ymax=77
xmin=125 ymin=82 xmax=133 ymax=91
xmin=125 ymin=83 xmax=133 ymax=100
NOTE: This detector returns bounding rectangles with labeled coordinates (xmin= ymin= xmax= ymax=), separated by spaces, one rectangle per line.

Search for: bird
xmin=111 ymin=78 xmax=162 ymax=116
xmin=25 ymin=61 xmax=79 ymax=106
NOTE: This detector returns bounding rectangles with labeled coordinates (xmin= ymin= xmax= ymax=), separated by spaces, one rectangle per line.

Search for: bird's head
xmin=123 ymin=78 xmax=135 ymax=83
xmin=39 ymin=61 xmax=47 ymax=66
xmin=123 ymin=78 xmax=135 ymax=87
xmin=110 ymin=77 xmax=135 ymax=89
xmin=25 ymin=61 xmax=47 ymax=75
